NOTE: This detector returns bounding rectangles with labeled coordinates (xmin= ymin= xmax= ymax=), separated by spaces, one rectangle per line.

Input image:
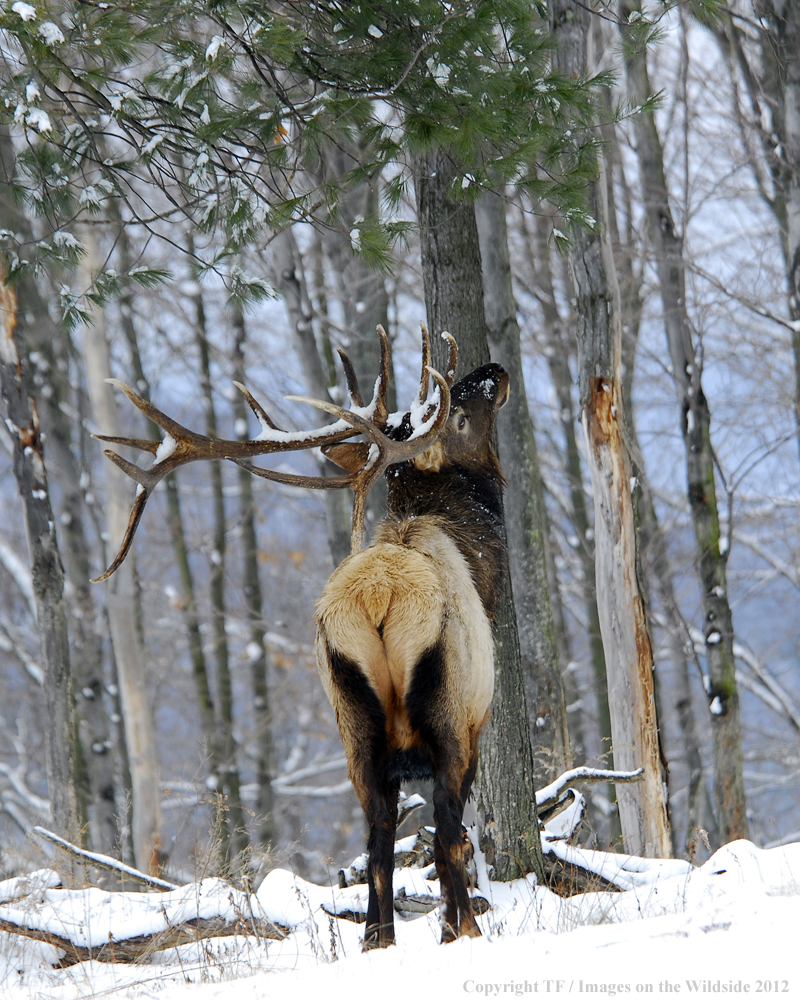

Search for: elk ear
xmin=494 ymin=372 xmax=510 ymax=411
xmin=322 ymin=442 xmax=371 ymax=472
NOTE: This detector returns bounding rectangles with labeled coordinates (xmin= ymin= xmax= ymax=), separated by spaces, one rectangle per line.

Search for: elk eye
xmin=457 ymin=414 xmax=467 ymax=431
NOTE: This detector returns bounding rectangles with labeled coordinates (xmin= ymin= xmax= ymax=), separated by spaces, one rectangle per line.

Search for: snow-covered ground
xmin=1 ymin=837 xmax=798 ymax=999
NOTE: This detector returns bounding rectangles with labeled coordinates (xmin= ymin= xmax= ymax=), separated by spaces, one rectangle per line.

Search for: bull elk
xmin=93 ymin=326 xmax=509 ymax=948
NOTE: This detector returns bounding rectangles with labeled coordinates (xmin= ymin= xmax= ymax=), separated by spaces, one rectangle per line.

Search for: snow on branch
xmin=535 ymin=766 xmax=644 ymax=814
xmin=33 ymin=827 xmax=180 ymax=891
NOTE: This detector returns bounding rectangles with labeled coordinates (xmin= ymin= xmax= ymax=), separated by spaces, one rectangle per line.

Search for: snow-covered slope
xmin=2 ymin=839 xmax=797 ymax=999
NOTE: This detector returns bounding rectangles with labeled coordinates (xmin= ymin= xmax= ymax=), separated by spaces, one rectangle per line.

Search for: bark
xmin=605 ymin=134 xmax=715 ymax=855
xmin=552 ymin=0 xmax=670 ymax=857
xmin=232 ymin=308 xmax=276 ymax=850
xmin=0 ymin=278 xmax=81 ymax=844
xmin=620 ymin=0 xmax=749 ymax=844
xmin=26 ymin=319 xmax=117 ymax=853
xmin=192 ymin=289 xmax=249 ymax=865
xmin=475 ymin=189 xmax=571 ymax=777
xmin=269 ymin=227 xmax=351 ymax=565
xmin=529 ymin=212 xmax=612 ymax=758
xmin=414 ymin=149 xmax=488 ymax=375
xmin=414 ymin=150 xmax=544 ymax=880
xmin=80 ymin=234 xmax=162 ymax=873
xmin=0 ymin=125 xmax=118 ymax=852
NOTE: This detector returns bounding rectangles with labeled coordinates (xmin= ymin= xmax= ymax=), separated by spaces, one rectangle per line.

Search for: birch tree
xmin=80 ymin=234 xmax=163 ymax=873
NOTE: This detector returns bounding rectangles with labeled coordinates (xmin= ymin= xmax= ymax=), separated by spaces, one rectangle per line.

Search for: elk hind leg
xmin=324 ymin=645 xmax=399 ymax=949
xmin=432 ymin=749 xmax=481 ymax=943
xmin=362 ymin=769 xmax=400 ymax=949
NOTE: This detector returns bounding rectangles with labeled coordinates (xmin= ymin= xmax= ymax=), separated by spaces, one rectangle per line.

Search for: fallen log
xmin=0 ymin=912 xmax=287 ymax=967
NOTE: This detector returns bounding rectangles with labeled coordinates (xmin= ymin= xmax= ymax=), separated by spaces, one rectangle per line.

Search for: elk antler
xmin=92 ymin=326 xmax=455 ymax=579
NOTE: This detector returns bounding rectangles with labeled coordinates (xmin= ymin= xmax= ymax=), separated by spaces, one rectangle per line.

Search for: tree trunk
xmin=552 ymin=0 xmax=670 ymax=858
xmin=414 ymin=149 xmax=543 ymax=880
xmin=269 ymin=227 xmax=351 ymax=565
xmin=605 ymin=128 xmax=716 ymax=855
xmin=475 ymin=189 xmax=571 ymax=777
xmin=232 ymin=307 xmax=276 ymax=851
xmin=0 ymin=124 xmax=118 ymax=852
xmin=0 ymin=277 xmax=82 ymax=845
xmin=192 ymin=291 xmax=249 ymax=866
xmin=115 ymin=267 xmax=224 ymax=852
xmin=80 ymin=235 xmax=162 ymax=873
xmin=620 ymin=0 xmax=749 ymax=844
xmin=523 ymin=208 xmax=619 ymax=842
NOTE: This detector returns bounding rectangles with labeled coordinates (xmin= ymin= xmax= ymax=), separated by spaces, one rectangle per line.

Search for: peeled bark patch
xmin=583 ymin=377 xmax=670 ymax=859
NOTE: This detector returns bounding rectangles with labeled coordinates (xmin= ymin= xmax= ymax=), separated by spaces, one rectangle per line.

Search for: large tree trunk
xmin=604 ymin=128 xmax=716 ymax=855
xmin=475 ymin=189 xmax=571 ymax=777
xmin=0 ymin=278 xmax=82 ymax=845
xmin=80 ymin=235 xmax=162 ymax=873
xmin=414 ymin=149 xmax=543 ymax=880
xmin=620 ymin=0 xmax=749 ymax=844
xmin=552 ymin=0 xmax=670 ymax=858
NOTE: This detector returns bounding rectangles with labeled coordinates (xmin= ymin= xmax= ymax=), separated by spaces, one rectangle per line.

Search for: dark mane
xmin=385 ymin=462 xmax=505 ymax=622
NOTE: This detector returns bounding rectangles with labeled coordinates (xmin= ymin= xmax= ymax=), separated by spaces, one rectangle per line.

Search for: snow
xmin=1 ymin=839 xmax=797 ymax=998
xmin=153 ymin=433 xmax=177 ymax=466
xmin=205 ymin=35 xmax=224 ymax=60
xmin=11 ymin=2 xmax=36 ymax=21
xmin=24 ymin=108 xmax=51 ymax=133
xmin=38 ymin=20 xmax=64 ymax=44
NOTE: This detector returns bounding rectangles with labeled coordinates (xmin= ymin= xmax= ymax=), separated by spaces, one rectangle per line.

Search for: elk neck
xmin=383 ymin=459 xmax=506 ymax=623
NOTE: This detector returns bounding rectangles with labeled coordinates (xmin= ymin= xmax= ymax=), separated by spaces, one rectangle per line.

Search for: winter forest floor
xmin=1 ymin=836 xmax=797 ymax=999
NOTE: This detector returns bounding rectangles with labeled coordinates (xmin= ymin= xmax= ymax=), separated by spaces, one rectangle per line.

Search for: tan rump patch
xmin=316 ymin=543 xmax=445 ymax=743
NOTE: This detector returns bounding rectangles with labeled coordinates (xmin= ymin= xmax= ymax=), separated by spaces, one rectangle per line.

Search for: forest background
xmin=0 ymin=0 xmax=798 ymax=889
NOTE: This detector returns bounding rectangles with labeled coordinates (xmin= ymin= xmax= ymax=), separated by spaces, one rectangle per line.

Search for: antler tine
xmin=233 ymin=381 xmax=283 ymax=432
xmin=417 ymin=322 xmax=432 ymax=405
xmin=442 ymin=331 xmax=458 ymax=386
xmin=91 ymin=485 xmax=150 ymax=583
xmin=373 ymin=324 xmax=391 ymax=425
xmin=102 ymin=379 xmax=195 ymax=442
xmin=349 ymin=365 xmax=451 ymax=553
xmin=337 ymin=348 xmax=364 ymax=408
